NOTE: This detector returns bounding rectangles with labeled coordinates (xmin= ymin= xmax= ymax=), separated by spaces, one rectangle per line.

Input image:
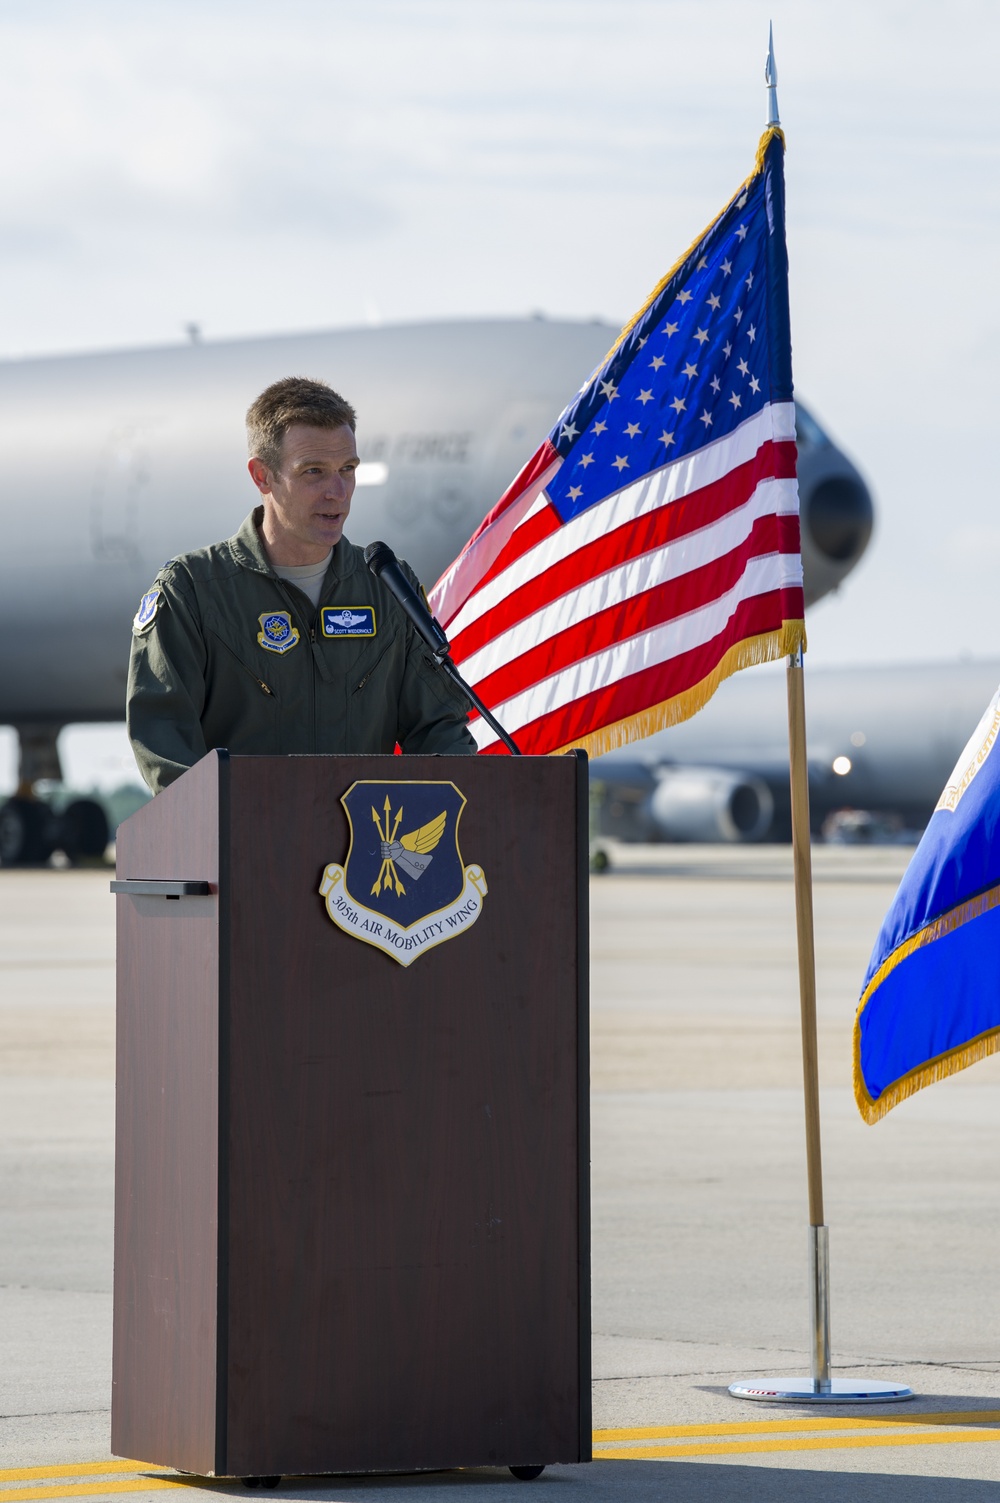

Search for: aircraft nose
xmin=804 ymin=474 xmax=874 ymax=564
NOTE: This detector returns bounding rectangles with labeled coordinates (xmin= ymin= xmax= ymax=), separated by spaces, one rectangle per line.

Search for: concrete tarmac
xmin=2 ymin=848 xmax=1000 ymax=1499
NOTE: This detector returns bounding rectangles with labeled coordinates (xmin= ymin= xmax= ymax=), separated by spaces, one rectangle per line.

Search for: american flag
xmin=429 ymin=128 xmax=805 ymax=756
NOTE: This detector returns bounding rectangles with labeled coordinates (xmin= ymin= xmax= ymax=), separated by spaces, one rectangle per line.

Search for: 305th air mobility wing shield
xmin=318 ymin=780 xmax=487 ymax=966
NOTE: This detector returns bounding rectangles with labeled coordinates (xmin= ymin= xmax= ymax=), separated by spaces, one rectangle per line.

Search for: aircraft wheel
xmin=59 ymin=798 xmax=109 ymax=860
xmin=0 ymin=798 xmax=54 ymax=866
xmin=509 ymin=1465 xmax=545 ymax=1480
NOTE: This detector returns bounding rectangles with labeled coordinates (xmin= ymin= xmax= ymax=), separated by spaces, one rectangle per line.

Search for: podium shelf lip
xmin=110 ymin=879 xmax=213 ymax=897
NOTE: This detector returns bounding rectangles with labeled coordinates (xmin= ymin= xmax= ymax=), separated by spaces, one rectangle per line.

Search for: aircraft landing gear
xmin=0 ymin=795 xmax=109 ymax=867
xmin=60 ymin=798 xmax=110 ymax=859
xmin=0 ymin=723 xmax=109 ymax=867
xmin=0 ymin=797 xmax=53 ymax=865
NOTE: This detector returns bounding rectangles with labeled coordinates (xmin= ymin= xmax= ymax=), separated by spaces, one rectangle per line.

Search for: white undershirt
xmin=272 ymin=551 xmax=333 ymax=609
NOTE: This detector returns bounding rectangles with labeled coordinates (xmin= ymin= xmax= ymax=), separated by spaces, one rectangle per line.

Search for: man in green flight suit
xmin=127 ymin=376 xmax=476 ymax=793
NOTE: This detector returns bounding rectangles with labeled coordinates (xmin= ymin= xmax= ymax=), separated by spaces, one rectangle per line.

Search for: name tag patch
xmin=322 ymin=606 xmax=376 ymax=637
xmin=257 ymin=611 xmax=300 ymax=654
xmin=132 ymin=588 xmax=162 ymax=635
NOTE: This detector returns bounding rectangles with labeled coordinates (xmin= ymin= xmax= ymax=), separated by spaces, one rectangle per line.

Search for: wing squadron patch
xmin=319 ymin=780 xmax=487 ymax=966
xmin=132 ymin=588 xmax=163 ymax=635
xmin=257 ymin=611 xmax=300 ymax=654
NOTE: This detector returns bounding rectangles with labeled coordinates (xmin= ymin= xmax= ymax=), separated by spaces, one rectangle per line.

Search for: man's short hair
xmin=247 ymin=377 xmax=357 ymax=474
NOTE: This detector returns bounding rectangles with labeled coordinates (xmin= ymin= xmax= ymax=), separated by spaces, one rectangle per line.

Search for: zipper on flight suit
xmin=353 ymin=641 xmax=392 ymax=694
xmin=309 ymin=623 xmax=318 ymax=748
xmin=270 ymin=579 xmax=317 ymax=751
xmin=212 ymin=633 xmax=275 ymax=697
xmin=240 ymin=664 xmax=275 ymax=697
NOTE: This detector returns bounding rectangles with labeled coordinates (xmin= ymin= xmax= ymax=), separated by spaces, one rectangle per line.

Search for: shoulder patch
xmin=132 ymin=588 xmax=163 ymax=635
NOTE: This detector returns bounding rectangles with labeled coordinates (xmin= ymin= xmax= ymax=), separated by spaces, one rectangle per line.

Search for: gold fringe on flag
xmin=596 ymin=126 xmax=787 ymax=374
xmin=853 ymin=880 xmax=1000 ymax=1124
xmin=553 ymin=617 xmax=806 ymax=762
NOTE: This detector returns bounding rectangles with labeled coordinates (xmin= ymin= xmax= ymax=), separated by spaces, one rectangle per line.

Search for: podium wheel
xmin=241 ymin=1480 xmax=280 ymax=1490
xmin=509 ymin=1466 xmax=545 ymax=1480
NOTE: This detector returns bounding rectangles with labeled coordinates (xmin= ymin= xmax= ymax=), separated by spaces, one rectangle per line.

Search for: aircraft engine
xmin=795 ymin=402 xmax=874 ymax=607
xmin=648 ymin=766 xmax=775 ymax=843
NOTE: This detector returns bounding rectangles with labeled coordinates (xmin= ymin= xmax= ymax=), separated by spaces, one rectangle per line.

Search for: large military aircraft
xmin=0 ymin=317 xmax=872 ymax=863
xmin=592 ymin=657 xmax=1000 ymax=845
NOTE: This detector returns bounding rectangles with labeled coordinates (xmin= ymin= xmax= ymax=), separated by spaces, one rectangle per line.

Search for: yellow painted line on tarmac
xmin=596 ymin=1428 xmax=1000 ymax=1460
xmin=0 ymin=1464 xmax=239 ymax=1501
xmin=10 ymin=1415 xmax=1000 ymax=1493
xmin=594 ymin=1409 xmax=1000 ymax=1441
xmin=0 ymin=1464 xmax=147 ymax=1484
xmin=0 ymin=1481 xmax=188 ymax=1501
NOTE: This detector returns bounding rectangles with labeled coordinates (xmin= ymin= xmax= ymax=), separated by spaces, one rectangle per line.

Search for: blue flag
xmin=855 ymin=684 xmax=1000 ymax=1122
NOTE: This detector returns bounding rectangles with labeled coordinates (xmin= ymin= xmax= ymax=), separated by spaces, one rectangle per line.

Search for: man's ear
xmin=247 ymin=457 xmax=274 ymax=496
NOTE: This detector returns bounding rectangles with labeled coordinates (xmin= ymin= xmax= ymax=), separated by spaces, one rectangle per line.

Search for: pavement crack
xmin=0 ymin=1407 xmax=111 ymax=1419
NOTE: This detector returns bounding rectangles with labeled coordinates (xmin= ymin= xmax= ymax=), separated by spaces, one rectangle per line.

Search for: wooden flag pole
xmin=786 ymin=646 xmax=830 ymax=1389
xmin=729 ymin=643 xmax=911 ymax=1403
xmin=727 ymin=27 xmax=912 ymax=1404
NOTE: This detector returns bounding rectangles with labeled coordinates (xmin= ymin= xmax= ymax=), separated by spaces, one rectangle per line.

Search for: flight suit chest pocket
xmin=209 ymin=629 xmax=282 ymax=702
xmin=325 ymin=629 xmax=398 ymax=694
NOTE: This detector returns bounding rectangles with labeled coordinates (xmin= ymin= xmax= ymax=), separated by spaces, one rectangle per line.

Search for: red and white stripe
xmin=429 ymin=402 xmax=804 ymax=755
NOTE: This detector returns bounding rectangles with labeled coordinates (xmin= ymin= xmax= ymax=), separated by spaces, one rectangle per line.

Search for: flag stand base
xmin=729 ymin=1227 xmax=914 ymax=1404
xmin=728 ymin=1377 xmax=913 ymax=1404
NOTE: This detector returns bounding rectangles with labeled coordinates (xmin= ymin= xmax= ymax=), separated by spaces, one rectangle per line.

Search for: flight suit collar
xmin=228 ymin=507 xmax=356 ymax=584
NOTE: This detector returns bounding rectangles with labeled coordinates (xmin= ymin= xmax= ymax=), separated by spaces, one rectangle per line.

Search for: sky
xmin=0 ymin=0 xmax=998 ymax=789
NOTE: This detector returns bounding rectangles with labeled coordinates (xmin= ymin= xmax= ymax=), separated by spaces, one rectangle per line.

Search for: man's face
xmin=249 ymin=423 xmax=359 ymax=562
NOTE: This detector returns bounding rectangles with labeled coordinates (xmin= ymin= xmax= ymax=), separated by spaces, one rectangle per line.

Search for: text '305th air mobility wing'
xmin=319 ymin=780 xmax=488 ymax=967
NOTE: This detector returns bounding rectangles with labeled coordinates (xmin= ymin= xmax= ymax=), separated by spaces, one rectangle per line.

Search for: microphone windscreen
xmin=364 ymin=540 xmax=395 ymax=575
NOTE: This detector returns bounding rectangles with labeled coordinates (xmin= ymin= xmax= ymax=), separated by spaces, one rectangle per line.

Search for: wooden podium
xmin=111 ymin=752 xmax=590 ymax=1480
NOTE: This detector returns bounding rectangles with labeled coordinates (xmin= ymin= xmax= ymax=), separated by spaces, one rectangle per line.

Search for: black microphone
xmin=364 ymin=540 xmax=450 ymax=660
xmin=364 ymin=538 xmax=523 ymax=755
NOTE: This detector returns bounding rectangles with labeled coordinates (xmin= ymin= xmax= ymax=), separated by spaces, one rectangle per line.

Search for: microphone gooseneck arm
xmin=364 ymin=540 xmax=522 ymax=756
xmin=435 ymin=656 xmax=523 ymax=758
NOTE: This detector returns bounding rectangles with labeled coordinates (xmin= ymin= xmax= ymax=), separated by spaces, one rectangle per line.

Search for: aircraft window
xmin=355 ymin=462 xmax=389 ymax=487
xmin=795 ymin=404 xmax=827 ymax=448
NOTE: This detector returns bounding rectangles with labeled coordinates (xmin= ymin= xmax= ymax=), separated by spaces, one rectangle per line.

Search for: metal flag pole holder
xmin=727 ymin=35 xmax=912 ymax=1403
xmin=729 ymin=647 xmax=912 ymax=1404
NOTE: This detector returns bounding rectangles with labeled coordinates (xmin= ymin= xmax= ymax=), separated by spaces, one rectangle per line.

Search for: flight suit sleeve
xmin=126 ymin=572 xmax=211 ymax=793
xmin=395 ymin=564 xmax=478 ymax=756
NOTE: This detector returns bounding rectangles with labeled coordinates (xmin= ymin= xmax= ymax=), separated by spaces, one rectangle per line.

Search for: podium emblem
xmin=319 ymin=780 xmax=487 ymax=966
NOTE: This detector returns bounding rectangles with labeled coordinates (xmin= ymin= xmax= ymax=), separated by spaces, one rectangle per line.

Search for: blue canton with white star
xmin=546 ymin=165 xmax=775 ymax=524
